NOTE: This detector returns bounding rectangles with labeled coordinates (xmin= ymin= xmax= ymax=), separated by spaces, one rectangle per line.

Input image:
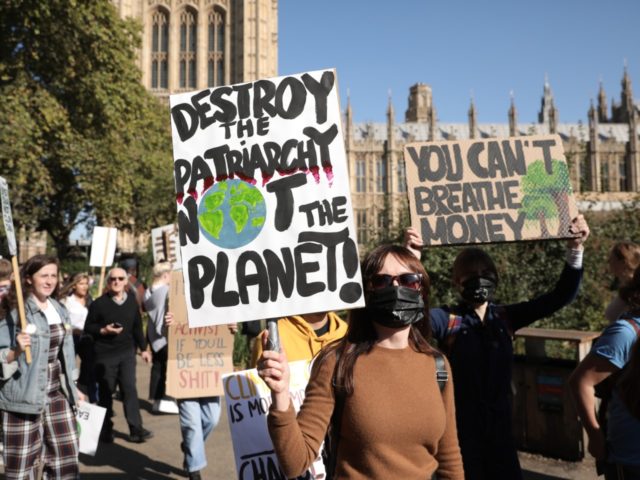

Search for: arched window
xmin=356 ymin=158 xmax=366 ymax=192
xmin=357 ymin=210 xmax=368 ymax=245
xmin=151 ymin=9 xmax=169 ymax=89
xmin=376 ymin=157 xmax=387 ymax=193
xmin=179 ymin=8 xmax=197 ymax=89
xmin=208 ymin=8 xmax=225 ymax=86
xmin=397 ymin=160 xmax=407 ymax=193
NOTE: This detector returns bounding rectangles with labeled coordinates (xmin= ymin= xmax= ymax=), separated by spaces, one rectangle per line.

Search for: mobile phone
xmin=112 ymin=322 xmax=123 ymax=328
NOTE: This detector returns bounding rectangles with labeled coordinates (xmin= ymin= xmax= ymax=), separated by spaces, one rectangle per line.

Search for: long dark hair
xmin=315 ymin=244 xmax=435 ymax=396
xmin=0 ymin=255 xmax=60 ymax=317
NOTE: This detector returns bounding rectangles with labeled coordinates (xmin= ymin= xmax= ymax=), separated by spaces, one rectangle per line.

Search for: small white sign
xmin=0 ymin=176 xmax=17 ymax=256
xmin=89 ymin=226 xmax=117 ymax=267
xmin=76 ymin=402 xmax=107 ymax=456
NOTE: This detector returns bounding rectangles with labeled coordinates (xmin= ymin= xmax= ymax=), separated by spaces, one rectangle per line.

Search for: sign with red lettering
xmin=404 ymin=134 xmax=579 ymax=246
xmin=166 ymin=271 xmax=235 ymax=398
xmin=169 ymin=69 xmax=364 ymax=327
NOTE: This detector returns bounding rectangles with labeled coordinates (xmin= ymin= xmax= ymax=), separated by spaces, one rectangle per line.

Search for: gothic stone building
xmin=346 ymin=69 xmax=640 ymax=245
xmin=114 ymin=0 xmax=278 ymax=98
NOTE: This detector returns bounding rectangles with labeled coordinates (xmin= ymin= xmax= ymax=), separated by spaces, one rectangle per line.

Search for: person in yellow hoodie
xmin=250 ymin=311 xmax=347 ymax=367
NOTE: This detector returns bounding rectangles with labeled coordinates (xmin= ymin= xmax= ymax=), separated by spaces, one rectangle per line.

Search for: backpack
xmin=322 ymin=352 xmax=449 ymax=479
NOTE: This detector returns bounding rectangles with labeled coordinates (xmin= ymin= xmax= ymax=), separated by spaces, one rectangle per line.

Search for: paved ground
xmin=2 ymin=356 xmax=600 ymax=479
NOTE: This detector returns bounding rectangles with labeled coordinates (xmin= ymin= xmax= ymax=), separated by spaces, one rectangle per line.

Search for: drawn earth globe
xmin=197 ymin=179 xmax=267 ymax=248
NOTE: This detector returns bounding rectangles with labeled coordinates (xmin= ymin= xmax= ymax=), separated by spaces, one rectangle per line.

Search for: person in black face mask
xmin=257 ymin=244 xmax=465 ymax=480
xmin=405 ymin=214 xmax=590 ymax=480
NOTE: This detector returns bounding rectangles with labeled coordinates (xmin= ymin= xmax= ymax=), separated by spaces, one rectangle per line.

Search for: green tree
xmin=520 ymin=159 xmax=573 ymax=239
xmin=0 ymin=0 xmax=174 ymax=258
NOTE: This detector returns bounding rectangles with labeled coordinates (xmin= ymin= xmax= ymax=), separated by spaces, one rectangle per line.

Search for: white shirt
xmin=42 ymin=299 xmax=63 ymax=325
xmin=63 ymin=294 xmax=88 ymax=330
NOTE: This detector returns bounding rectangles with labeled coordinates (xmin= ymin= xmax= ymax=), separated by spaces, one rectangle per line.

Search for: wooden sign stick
xmin=0 ymin=177 xmax=31 ymax=363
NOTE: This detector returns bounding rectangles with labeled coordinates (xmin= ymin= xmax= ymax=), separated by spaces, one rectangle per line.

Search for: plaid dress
xmin=2 ymin=323 xmax=79 ymax=479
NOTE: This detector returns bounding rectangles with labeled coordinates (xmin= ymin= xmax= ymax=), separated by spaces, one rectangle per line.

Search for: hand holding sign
xmin=566 ymin=215 xmax=590 ymax=249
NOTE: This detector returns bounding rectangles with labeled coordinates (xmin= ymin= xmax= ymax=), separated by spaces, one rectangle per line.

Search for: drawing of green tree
xmin=519 ymin=159 xmax=573 ymax=238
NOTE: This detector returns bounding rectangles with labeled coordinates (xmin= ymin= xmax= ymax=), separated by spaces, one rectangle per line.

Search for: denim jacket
xmin=0 ymin=296 xmax=79 ymax=414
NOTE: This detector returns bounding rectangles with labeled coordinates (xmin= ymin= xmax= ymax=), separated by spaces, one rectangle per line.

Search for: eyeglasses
xmin=108 ymin=276 xmax=126 ymax=282
xmin=370 ymin=273 xmax=422 ymax=290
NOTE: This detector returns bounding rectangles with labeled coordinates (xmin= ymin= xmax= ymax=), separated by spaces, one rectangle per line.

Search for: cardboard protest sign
xmin=169 ymin=69 xmax=364 ymax=327
xmin=166 ymin=271 xmax=235 ymax=398
xmin=89 ymin=226 xmax=117 ymax=267
xmin=223 ymin=361 xmax=325 ymax=480
xmin=76 ymin=402 xmax=107 ymax=456
xmin=404 ymin=134 xmax=579 ymax=246
xmin=151 ymin=223 xmax=182 ymax=269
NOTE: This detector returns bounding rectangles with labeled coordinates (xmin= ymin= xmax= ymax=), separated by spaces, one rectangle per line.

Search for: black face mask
xmin=460 ymin=276 xmax=496 ymax=305
xmin=367 ymin=285 xmax=425 ymax=329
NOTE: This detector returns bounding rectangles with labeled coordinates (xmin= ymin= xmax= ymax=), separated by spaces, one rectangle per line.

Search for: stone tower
xmin=405 ymin=83 xmax=433 ymax=123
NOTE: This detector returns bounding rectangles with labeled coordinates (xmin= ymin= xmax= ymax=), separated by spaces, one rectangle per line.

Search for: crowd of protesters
xmin=0 ymin=220 xmax=639 ymax=479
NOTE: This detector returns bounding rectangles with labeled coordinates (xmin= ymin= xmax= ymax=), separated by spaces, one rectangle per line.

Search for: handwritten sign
xmin=405 ymin=134 xmax=578 ymax=246
xmin=0 ymin=177 xmax=17 ymax=256
xmin=151 ymin=223 xmax=182 ymax=269
xmin=223 ymin=361 xmax=325 ymax=480
xmin=169 ymin=69 xmax=364 ymax=327
xmin=166 ymin=271 xmax=234 ymax=398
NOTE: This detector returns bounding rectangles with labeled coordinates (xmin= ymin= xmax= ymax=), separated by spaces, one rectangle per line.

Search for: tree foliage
xmin=0 ymin=0 xmax=175 ymax=258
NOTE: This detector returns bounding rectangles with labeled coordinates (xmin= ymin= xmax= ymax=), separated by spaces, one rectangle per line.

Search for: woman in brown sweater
xmin=258 ymin=245 xmax=464 ymax=479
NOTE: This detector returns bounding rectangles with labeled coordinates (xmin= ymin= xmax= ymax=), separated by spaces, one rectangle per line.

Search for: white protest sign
xmin=76 ymin=402 xmax=107 ymax=456
xmin=89 ymin=226 xmax=117 ymax=267
xmin=151 ymin=223 xmax=182 ymax=269
xmin=0 ymin=176 xmax=17 ymax=256
xmin=169 ymin=69 xmax=364 ymax=327
xmin=223 ymin=361 xmax=325 ymax=480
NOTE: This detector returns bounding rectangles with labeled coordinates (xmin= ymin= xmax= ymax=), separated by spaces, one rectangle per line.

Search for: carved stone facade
xmin=347 ymin=68 xmax=640 ymax=245
xmin=113 ymin=0 xmax=278 ymax=99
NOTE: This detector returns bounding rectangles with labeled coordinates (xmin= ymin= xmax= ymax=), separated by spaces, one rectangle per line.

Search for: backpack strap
xmin=434 ymin=353 xmax=448 ymax=392
xmin=622 ymin=316 xmax=640 ymax=336
xmin=442 ymin=314 xmax=463 ymax=354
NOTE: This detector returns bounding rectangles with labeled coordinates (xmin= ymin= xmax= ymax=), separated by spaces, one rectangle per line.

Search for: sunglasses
xmin=108 ymin=276 xmax=126 ymax=282
xmin=370 ymin=273 xmax=422 ymax=290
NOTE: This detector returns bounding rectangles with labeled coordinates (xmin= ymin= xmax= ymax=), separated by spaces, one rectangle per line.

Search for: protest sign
xmin=0 ymin=177 xmax=17 ymax=256
xmin=166 ymin=271 xmax=235 ymax=398
xmin=151 ymin=223 xmax=182 ymax=269
xmin=169 ymin=69 xmax=364 ymax=327
xmin=89 ymin=226 xmax=117 ymax=294
xmin=223 ymin=361 xmax=325 ymax=480
xmin=0 ymin=176 xmax=31 ymax=363
xmin=89 ymin=226 xmax=117 ymax=267
xmin=404 ymin=134 xmax=579 ymax=246
xmin=76 ymin=402 xmax=107 ymax=456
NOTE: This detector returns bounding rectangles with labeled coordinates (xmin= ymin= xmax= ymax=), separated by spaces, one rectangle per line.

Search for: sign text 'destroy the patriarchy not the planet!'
xmin=169 ymin=69 xmax=364 ymax=327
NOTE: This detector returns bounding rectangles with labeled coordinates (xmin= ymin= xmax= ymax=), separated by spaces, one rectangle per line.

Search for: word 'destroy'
xmin=404 ymin=135 xmax=578 ymax=246
xmin=169 ymin=69 xmax=364 ymax=327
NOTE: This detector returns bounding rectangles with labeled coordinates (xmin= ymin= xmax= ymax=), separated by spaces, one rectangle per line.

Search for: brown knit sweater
xmin=267 ymin=344 xmax=465 ymax=479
